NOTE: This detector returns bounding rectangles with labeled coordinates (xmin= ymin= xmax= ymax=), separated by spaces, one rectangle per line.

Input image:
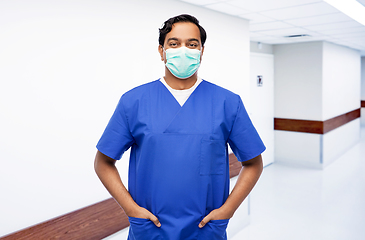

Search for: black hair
xmin=159 ymin=14 xmax=207 ymax=47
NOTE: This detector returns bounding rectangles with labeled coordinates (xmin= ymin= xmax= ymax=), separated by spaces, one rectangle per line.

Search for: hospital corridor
xmin=1 ymin=0 xmax=365 ymax=239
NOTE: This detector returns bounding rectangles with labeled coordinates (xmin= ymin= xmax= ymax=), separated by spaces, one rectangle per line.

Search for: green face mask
xmin=164 ymin=47 xmax=201 ymax=79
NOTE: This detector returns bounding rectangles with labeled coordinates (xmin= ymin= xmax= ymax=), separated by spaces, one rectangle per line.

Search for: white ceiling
xmin=178 ymin=0 xmax=365 ymax=56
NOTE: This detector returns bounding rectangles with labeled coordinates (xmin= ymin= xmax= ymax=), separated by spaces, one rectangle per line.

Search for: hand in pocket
xmin=129 ymin=206 xmax=161 ymax=227
xmin=198 ymin=208 xmax=231 ymax=228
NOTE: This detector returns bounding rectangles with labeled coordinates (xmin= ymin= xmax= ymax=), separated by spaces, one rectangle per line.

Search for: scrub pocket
xmin=128 ymin=217 xmax=162 ymax=240
xmin=200 ymin=140 xmax=226 ymax=175
xmin=199 ymin=219 xmax=229 ymax=240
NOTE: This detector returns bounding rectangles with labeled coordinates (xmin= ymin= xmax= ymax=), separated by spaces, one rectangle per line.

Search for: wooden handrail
xmin=274 ymin=108 xmax=360 ymax=134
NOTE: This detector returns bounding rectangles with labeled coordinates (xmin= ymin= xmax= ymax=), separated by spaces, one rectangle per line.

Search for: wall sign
xmin=257 ymin=75 xmax=263 ymax=87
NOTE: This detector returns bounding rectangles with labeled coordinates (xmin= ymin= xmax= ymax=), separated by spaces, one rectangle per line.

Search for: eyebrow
xmin=166 ymin=37 xmax=200 ymax=43
xmin=187 ymin=38 xmax=200 ymax=42
xmin=167 ymin=37 xmax=179 ymax=42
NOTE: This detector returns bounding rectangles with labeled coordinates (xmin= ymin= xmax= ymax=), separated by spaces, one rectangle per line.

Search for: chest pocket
xmin=200 ymin=140 xmax=226 ymax=175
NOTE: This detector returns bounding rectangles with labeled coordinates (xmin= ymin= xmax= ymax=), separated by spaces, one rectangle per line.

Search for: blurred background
xmin=0 ymin=0 xmax=364 ymax=239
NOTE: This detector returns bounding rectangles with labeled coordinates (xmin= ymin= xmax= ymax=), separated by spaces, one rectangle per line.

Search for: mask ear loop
xmin=161 ymin=46 xmax=166 ymax=61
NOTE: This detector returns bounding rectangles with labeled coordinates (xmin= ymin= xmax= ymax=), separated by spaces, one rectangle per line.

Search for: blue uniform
xmin=97 ymin=79 xmax=266 ymax=240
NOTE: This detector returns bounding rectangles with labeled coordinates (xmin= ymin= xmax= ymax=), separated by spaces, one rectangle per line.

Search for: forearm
xmin=94 ymin=151 xmax=139 ymax=216
xmin=199 ymin=154 xmax=263 ymax=227
xmin=222 ymin=154 xmax=263 ymax=217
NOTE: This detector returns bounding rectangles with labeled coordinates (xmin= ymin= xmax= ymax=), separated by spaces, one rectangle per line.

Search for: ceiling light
xmin=323 ymin=0 xmax=365 ymax=26
xmin=284 ymin=34 xmax=312 ymax=39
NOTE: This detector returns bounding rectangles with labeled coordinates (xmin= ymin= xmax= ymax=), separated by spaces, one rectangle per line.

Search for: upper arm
xmin=95 ymin=150 xmax=117 ymax=168
xmin=240 ymin=154 xmax=263 ymax=167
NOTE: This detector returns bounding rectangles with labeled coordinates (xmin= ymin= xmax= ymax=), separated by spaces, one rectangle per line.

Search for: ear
xmin=158 ymin=45 xmax=164 ymax=61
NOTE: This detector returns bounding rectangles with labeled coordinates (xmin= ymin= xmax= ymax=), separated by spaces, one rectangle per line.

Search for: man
xmin=94 ymin=14 xmax=265 ymax=240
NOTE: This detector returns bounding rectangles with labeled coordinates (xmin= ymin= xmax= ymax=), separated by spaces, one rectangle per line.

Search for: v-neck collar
xmin=149 ymin=79 xmax=212 ymax=134
xmin=158 ymin=77 xmax=203 ymax=108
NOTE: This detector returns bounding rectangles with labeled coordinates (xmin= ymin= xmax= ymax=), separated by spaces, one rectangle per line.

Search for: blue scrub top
xmin=97 ymin=79 xmax=266 ymax=240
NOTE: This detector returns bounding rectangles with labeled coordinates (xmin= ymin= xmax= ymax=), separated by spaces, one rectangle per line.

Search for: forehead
xmin=165 ymin=22 xmax=201 ymax=42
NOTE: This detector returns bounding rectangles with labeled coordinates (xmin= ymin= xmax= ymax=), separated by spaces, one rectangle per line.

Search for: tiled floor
xmin=230 ymin=127 xmax=365 ymax=240
xmin=105 ymin=128 xmax=365 ymax=240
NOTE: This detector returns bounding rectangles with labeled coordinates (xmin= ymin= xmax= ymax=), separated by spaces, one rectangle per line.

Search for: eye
xmin=169 ymin=42 xmax=178 ymax=47
xmin=188 ymin=43 xmax=198 ymax=48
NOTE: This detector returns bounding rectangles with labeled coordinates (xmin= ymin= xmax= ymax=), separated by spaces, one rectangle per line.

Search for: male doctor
xmin=94 ymin=14 xmax=265 ymax=240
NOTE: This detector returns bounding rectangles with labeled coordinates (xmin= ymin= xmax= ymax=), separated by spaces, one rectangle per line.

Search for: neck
xmin=164 ymin=68 xmax=198 ymax=90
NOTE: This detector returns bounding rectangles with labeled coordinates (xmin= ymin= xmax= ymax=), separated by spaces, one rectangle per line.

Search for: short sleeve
xmin=96 ymin=96 xmax=135 ymax=160
xmin=228 ymin=97 xmax=266 ymax=162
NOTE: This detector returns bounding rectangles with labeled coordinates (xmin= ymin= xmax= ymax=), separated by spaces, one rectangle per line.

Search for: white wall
xmin=274 ymin=42 xmax=323 ymax=121
xmin=0 ymin=0 xmax=250 ymax=236
xmin=250 ymin=53 xmax=274 ymax=167
xmin=362 ymin=57 xmax=365 ymax=101
xmin=275 ymin=119 xmax=360 ymax=169
xmin=273 ymin=41 xmax=361 ymax=169
xmin=322 ymin=42 xmax=361 ymax=120
xmin=274 ymin=130 xmax=322 ymax=168
xmin=274 ymin=41 xmax=361 ymax=122
xmin=361 ymin=57 xmax=365 ymax=126
xmin=321 ymin=42 xmax=361 ymax=166
xmin=322 ymin=119 xmax=360 ymax=167
xmin=250 ymin=41 xmax=273 ymax=54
